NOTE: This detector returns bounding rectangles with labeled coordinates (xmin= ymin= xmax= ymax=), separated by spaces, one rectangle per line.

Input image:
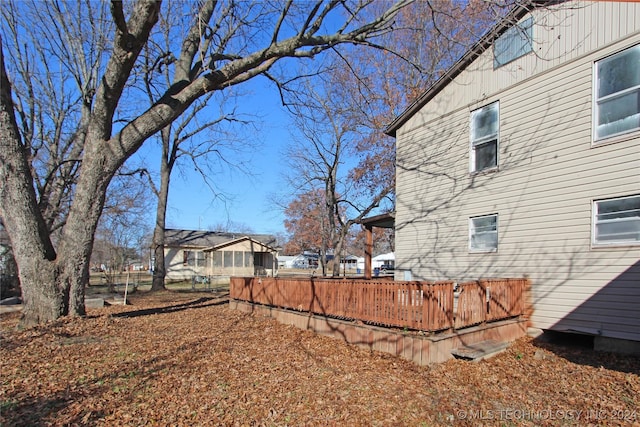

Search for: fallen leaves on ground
xmin=1 ymin=291 xmax=638 ymax=426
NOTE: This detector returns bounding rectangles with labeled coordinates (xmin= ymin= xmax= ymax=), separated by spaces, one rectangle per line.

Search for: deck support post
xmin=364 ymin=224 xmax=373 ymax=279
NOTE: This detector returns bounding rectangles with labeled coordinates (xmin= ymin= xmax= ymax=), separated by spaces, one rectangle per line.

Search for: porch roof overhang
xmin=360 ymin=212 xmax=395 ymax=229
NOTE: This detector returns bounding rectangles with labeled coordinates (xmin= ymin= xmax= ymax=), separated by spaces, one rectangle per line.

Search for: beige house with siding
xmin=163 ymin=229 xmax=278 ymax=280
xmin=387 ymin=1 xmax=639 ymax=350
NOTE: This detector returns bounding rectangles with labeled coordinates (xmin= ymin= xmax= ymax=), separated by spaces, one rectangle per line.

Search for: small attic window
xmin=494 ymin=17 xmax=533 ymax=68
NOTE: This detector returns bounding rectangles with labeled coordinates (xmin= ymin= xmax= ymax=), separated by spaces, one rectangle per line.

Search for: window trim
xmin=469 ymin=213 xmax=499 ymax=253
xmin=592 ymin=44 xmax=640 ymax=144
xmin=592 ymin=194 xmax=640 ymax=247
xmin=469 ymin=101 xmax=500 ymax=173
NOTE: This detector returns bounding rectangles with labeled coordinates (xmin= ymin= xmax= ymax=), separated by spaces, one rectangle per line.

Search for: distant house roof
xmin=164 ymin=229 xmax=277 ymax=249
xmin=385 ymin=1 xmax=549 ymax=137
xmin=372 ymin=252 xmax=395 ymax=262
xmin=203 ymin=236 xmax=278 ymax=253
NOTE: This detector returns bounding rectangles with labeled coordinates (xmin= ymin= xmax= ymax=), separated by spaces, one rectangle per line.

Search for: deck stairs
xmin=451 ymin=339 xmax=510 ymax=361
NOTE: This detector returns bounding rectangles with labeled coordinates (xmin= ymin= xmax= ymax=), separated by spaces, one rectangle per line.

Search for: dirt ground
xmin=1 ymin=291 xmax=638 ymax=426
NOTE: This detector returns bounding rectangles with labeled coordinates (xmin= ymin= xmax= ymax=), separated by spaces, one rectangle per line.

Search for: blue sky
xmin=126 ymin=4 xmax=393 ymax=239
xmin=137 ymin=76 xmax=293 ymax=237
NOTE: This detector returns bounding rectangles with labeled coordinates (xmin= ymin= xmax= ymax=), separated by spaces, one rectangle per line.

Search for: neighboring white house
xmin=340 ymin=255 xmax=359 ymax=272
xmin=163 ymin=229 xmax=279 ymax=280
xmin=278 ymin=256 xmax=295 ymax=268
xmin=356 ymin=252 xmax=395 ymax=272
xmin=280 ymin=252 xmax=322 ymax=269
xmin=386 ymin=1 xmax=640 ymax=350
xmin=280 ymin=253 xmax=358 ymax=272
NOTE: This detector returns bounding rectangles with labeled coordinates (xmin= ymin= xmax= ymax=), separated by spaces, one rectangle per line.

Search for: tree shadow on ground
xmin=111 ymin=297 xmax=228 ymax=319
xmin=1 ymin=394 xmax=73 ymax=427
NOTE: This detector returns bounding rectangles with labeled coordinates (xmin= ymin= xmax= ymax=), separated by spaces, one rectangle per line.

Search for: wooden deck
xmin=230 ymin=276 xmax=528 ymax=333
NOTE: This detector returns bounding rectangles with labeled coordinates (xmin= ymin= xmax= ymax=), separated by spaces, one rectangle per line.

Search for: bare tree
xmin=1 ymin=1 xmax=111 ymax=237
xmin=284 ymin=75 xmax=390 ymax=276
xmin=1 ymin=0 xmax=414 ymax=325
xmin=283 ymin=189 xmax=337 ymax=272
xmin=280 ymin=1 xmax=499 ymax=275
xmin=137 ymin=1 xmax=256 ymax=291
xmin=92 ymin=171 xmax=151 ymax=290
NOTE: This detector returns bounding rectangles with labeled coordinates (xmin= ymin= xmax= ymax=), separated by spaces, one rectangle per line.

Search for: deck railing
xmin=230 ymin=277 xmax=528 ymax=333
xmin=454 ymin=279 xmax=528 ymax=329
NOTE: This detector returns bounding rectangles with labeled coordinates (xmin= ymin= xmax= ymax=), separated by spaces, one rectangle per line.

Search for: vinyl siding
xmin=164 ymin=247 xmax=209 ymax=280
xmin=397 ymin=2 xmax=640 ymax=137
xmin=395 ymin=2 xmax=640 ymax=342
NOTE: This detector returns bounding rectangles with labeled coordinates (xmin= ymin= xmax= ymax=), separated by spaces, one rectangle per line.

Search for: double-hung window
xmin=470 ymin=102 xmax=499 ymax=172
xmin=594 ymin=44 xmax=640 ymax=141
xmin=469 ymin=214 xmax=498 ymax=252
xmin=593 ymin=195 xmax=640 ymax=246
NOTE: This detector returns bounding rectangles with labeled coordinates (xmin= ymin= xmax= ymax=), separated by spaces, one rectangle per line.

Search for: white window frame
xmin=593 ymin=44 xmax=640 ymax=143
xmin=592 ymin=194 xmax=640 ymax=247
xmin=469 ymin=214 xmax=498 ymax=252
xmin=470 ymin=102 xmax=499 ymax=173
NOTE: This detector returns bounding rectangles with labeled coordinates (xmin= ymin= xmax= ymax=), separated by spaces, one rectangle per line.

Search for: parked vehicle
xmin=380 ymin=264 xmax=394 ymax=274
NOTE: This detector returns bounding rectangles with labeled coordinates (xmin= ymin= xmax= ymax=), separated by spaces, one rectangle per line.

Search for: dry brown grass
xmin=1 ymin=291 xmax=638 ymax=426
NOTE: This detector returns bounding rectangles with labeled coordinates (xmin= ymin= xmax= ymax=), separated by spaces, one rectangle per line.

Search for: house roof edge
xmin=384 ymin=1 xmax=557 ymax=137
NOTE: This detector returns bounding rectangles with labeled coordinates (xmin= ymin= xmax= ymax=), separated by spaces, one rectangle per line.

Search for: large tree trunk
xmin=331 ymin=235 xmax=345 ymax=277
xmin=150 ymin=182 xmax=169 ymax=291
xmin=151 ymin=227 xmax=167 ymax=291
xmin=18 ymin=267 xmax=64 ymax=327
xmin=59 ymin=145 xmax=113 ymax=316
xmin=1 ymin=42 xmax=64 ymax=324
xmin=1 ymin=0 xmax=159 ymax=325
xmin=150 ymin=127 xmax=173 ymax=291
